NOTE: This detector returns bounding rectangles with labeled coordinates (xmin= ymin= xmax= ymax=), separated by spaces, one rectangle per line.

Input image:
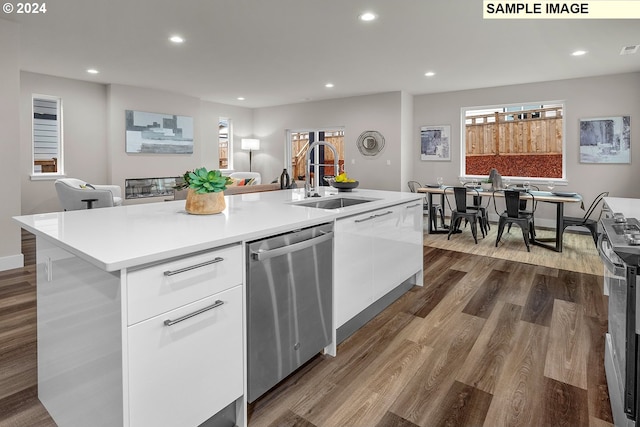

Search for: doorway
xmin=287 ymin=129 xmax=344 ymax=188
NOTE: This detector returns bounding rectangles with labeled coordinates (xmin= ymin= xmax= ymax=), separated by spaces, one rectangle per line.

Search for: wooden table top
xmin=417 ymin=187 xmax=583 ymax=203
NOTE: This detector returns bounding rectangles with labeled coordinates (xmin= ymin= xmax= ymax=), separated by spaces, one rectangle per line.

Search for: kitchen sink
xmin=294 ymin=197 xmax=376 ymax=209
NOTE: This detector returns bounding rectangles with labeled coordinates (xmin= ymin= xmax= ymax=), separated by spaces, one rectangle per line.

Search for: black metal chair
xmin=560 ymin=191 xmax=609 ymax=247
xmin=494 ymin=189 xmax=536 ymax=252
xmin=464 ymin=182 xmax=490 ymax=235
xmin=408 ymin=180 xmax=445 ymax=230
xmin=444 ymin=186 xmax=485 ymax=244
xmin=508 ymin=185 xmax=538 ymax=237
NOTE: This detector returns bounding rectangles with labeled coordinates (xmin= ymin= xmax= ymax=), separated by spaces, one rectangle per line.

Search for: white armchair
xmin=55 ymin=178 xmax=123 ymax=211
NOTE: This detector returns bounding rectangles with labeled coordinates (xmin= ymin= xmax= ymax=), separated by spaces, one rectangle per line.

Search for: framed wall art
xmin=579 ymin=115 xmax=630 ymax=164
xmin=125 ymin=110 xmax=194 ymax=154
xmin=420 ymin=125 xmax=451 ymax=161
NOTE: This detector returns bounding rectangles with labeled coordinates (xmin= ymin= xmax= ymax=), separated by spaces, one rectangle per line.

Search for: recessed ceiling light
xmin=571 ymin=50 xmax=587 ymax=56
xmin=169 ymin=35 xmax=184 ymax=44
xmin=424 ymin=71 xmax=436 ymax=77
xmin=87 ymin=69 xmax=99 ymax=74
xmin=237 ymin=97 xmax=245 ymax=101
xmin=359 ymin=12 xmax=377 ymax=22
xmin=325 ymin=83 xmax=334 ymax=88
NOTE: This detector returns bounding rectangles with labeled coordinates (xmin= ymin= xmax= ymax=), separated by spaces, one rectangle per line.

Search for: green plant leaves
xmin=187 ymin=167 xmax=231 ymax=193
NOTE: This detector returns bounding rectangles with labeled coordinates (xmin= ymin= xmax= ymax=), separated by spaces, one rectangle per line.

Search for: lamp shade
xmin=241 ymin=138 xmax=260 ymax=150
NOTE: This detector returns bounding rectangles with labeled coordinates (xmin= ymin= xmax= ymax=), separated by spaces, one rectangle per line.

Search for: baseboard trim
xmin=0 ymin=253 xmax=24 ymax=272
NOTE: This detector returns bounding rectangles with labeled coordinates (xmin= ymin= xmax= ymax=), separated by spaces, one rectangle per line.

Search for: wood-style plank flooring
xmin=0 ymin=232 xmax=612 ymax=426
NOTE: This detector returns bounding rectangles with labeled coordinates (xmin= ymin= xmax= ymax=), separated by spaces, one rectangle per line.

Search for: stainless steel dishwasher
xmin=247 ymin=223 xmax=333 ymax=402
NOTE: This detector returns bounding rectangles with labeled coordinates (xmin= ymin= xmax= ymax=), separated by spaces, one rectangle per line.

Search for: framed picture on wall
xmin=579 ymin=115 xmax=630 ymax=164
xmin=125 ymin=110 xmax=194 ymax=154
xmin=420 ymin=125 xmax=451 ymax=161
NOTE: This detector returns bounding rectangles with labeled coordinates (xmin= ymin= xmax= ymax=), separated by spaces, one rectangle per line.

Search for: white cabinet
xmin=126 ymin=245 xmax=242 ymax=325
xmin=335 ymin=201 xmax=423 ymax=327
xmin=372 ymin=202 xmax=423 ymax=300
xmin=125 ymin=244 xmax=244 ymax=427
xmin=335 ymin=210 xmax=375 ymax=327
xmin=128 ymin=286 xmax=243 ymax=427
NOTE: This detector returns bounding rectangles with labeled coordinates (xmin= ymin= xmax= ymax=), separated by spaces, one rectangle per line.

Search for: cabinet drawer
xmin=127 ymin=285 xmax=243 ymax=427
xmin=127 ymin=245 xmax=242 ymax=325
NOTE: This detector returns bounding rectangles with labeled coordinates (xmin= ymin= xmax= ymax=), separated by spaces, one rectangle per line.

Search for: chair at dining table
xmin=559 ymin=191 xmax=609 ymax=248
xmin=494 ymin=189 xmax=536 ymax=252
xmin=463 ymin=182 xmax=490 ymax=235
xmin=507 ymin=184 xmax=538 ymax=237
xmin=444 ymin=186 xmax=485 ymax=244
xmin=408 ymin=180 xmax=445 ymax=230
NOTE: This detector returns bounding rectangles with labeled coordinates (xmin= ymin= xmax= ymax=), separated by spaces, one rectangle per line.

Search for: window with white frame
xmin=218 ymin=117 xmax=232 ymax=170
xmin=32 ymin=95 xmax=63 ymax=175
xmin=461 ymin=101 xmax=565 ymax=181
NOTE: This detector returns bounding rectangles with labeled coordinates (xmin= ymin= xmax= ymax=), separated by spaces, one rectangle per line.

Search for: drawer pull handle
xmin=374 ymin=210 xmax=393 ymax=218
xmin=163 ymin=257 xmax=224 ymax=276
xmin=164 ymin=300 xmax=224 ymax=326
xmin=355 ymin=215 xmax=376 ymax=223
xmin=406 ymin=203 xmax=421 ymax=209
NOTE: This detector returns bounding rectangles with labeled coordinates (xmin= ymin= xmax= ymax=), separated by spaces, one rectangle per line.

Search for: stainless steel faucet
xmin=305 ymin=141 xmax=339 ymax=197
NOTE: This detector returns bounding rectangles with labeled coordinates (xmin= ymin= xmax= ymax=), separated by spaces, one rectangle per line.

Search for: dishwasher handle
xmin=251 ymin=231 xmax=333 ymax=261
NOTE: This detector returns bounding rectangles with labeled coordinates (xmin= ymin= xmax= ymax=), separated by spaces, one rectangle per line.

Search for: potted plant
xmin=183 ymin=167 xmax=233 ymax=214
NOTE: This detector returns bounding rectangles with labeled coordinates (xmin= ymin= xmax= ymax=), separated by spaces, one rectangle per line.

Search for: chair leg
xmin=430 ymin=207 xmax=438 ymax=231
xmin=521 ymin=225 xmax=531 ymax=252
xmin=496 ymin=221 xmax=506 ymax=247
xmin=438 ymin=207 xmax=446 ymax=228
xmin=529 ymin=218 xmax=535 ymax=241
xmin=587 ymin=224 xmax=599 ymax=248
xmin=470 ymin=220 xmax=478 ymax=244
xmin=447 ymin=216 xmax=459 ymax=240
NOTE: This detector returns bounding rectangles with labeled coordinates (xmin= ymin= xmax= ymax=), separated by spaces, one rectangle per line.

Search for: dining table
xmin=417 ymin=185 xmax=583 ymax=252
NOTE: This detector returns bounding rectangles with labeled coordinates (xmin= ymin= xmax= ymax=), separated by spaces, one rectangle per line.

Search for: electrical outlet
xmin=351 ymin=159 xmax=355 ymax=164
xmin=386 ymin=160 xmax=391 ymax=166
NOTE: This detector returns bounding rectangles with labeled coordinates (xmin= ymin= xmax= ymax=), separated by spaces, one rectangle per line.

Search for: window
xmin=32 ymin=95 xmax=63 ymax=175
xmin=461 ymin=101 xmax=565 ymax=181
xmin=218 ymin=118 xmax=232 ymax=170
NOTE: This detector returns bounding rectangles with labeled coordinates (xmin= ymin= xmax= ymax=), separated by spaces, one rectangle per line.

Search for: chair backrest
xmin=504 ymin=190 xmax=522 ymax=218
xmin=407 ymin=181 xmax=422 ymax=193
xmin=446 ymin=187 xmax=471 ymax=212
xmin=55 ymin=179 xmax=114 ymax=211
xmin=583 ymin=191 xmax=609 ymax=221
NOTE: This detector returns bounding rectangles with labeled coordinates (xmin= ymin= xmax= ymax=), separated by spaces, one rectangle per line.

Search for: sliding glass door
xmin=286 ymin=128 xmax=344 ymax=189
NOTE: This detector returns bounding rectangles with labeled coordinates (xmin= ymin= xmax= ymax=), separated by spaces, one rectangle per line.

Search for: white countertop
xmin=604 ymin=197 xmax=640 ymax=219
xmin=14 ymin=188 xmax=422 ymax=272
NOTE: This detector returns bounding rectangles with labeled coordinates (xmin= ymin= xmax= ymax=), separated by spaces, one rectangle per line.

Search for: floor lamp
xmin=241 ymin=138 xmax=260 ymax=172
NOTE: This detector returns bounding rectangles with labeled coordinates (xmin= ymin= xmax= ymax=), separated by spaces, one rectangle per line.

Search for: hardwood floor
xmin=0 ymin=233 xmax=612 ymax=427
xmin=248 ymin=246 xmax=612 ymax=427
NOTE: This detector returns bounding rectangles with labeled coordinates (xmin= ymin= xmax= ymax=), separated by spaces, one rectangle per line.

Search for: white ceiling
xmin=5 ymin=0 xmax=640 ymax=108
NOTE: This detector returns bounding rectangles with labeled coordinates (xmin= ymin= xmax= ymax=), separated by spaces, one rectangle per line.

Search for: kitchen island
xmin=13 ymin=187 xmax=424 ymax=427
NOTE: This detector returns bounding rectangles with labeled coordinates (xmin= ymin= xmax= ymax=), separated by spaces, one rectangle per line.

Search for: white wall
xmin=413 ymin=72 xmax=640 ymax=222
xmin=20 ymin=72 xmax=108 ymax=214
xmin=400 ymin=91 xmax=414 ymax=192
xmin=0 ymin=20 xmax=22 ymax=270
xmin=107 ymin=85 xmax=254 ymax=203
xmin=253 ymin=92 xmax=403 ymax=190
